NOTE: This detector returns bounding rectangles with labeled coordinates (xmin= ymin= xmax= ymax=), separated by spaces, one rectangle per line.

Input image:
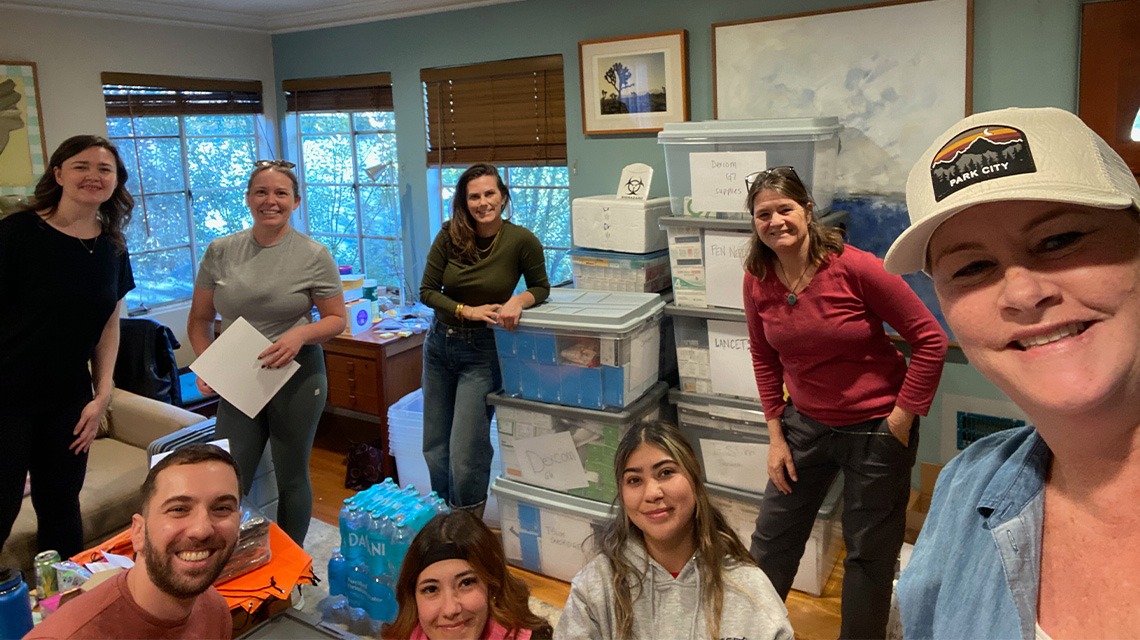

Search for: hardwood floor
xmin=308 ymin=424 xmax=843 ymax=640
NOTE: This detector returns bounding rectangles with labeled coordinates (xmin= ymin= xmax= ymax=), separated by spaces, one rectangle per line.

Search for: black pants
xmin=751 ymin=404 xmax=917 ymax=640
xmin=0 ymin=390 xmax=91 ymax=561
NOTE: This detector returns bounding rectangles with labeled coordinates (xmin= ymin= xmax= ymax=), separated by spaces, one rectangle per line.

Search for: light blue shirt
xmin=898 ymin=426 xmax=1051 ymax=639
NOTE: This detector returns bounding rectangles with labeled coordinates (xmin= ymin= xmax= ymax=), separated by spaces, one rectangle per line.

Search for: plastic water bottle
xmin=388 ymin=519 xmax=413 ymax=577
xmin=345 ymin=564 xmax=369 ymax=610
xmin=0 ymin=567 xmax=34 ymax=640
xmin=327 ymin=548 xmax=347 ymax=597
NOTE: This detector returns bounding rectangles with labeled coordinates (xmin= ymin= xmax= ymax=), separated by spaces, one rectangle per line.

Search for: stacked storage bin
xmin=654 ymin=118 xmax=847 ymax=596
xmin=570 ymin=195 xmax=673 ymax=293
xmin=387 ymin=390 xmax=505 ymax=525
xmin=489 ymin=289 xmax=668 ymax=582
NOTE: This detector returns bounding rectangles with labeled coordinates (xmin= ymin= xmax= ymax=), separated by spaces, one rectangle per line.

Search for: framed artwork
xmin=579 ymin=30 xmax=689 ymax=135
xmin=713 ymin=0 xmax=972 ymax=195
xmin=0 ymin=60 xmax=47 ymax=197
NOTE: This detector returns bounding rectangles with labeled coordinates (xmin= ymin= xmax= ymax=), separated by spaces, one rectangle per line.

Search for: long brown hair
xmin=445 ymin=163 xmax=511 ymax=265
xmin=28 ymin=135 xmax=133 ymax=252
xmin=382 ymin=510 xmax=550 ymax=639
xmin=594 ymin=421 xmax=755 ymax=640
xmin=742 ymin=166 xmax=844 ymax=280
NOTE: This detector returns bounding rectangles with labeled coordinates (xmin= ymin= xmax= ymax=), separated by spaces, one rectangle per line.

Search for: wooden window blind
xmin=283 ymin=73 xmax=394 ymax=112
xmin=422 ymin=55 xmax=566 ymax=166
xmin=101 ymin=72 xmax=263 ymax=117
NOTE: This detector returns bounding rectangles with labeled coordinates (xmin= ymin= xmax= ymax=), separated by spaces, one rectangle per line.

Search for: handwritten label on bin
xmin=689 ymin=151 xmax=767 ymax=213
xmin=708 ymin=319 xmax=759 ymax=400
xmin=700 ymin=438 xmax=769 ymax=494
xmin=702 ymin=230 xmax=750 ymax=309
xmin=515 ymin=432 xmax=589 ymax=491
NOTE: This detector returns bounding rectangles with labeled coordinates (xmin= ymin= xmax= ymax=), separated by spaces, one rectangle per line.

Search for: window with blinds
xmin=422 ymin=55 xmax=566 ymax=166
xmin=101 ymin=72 xmax=266 ymax=310
xmin=283 ymin=73 xmax=404 ymax=291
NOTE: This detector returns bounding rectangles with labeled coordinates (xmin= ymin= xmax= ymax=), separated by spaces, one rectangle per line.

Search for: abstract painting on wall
xmin=0 ymin=60 xmax=47 ymax=197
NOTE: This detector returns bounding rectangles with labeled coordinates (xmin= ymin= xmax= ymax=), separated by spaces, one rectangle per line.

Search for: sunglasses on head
xmin=744 ymin=165 xmax=799 ymax=191
xmin=254 ymin=159 xmax=296 ymax=169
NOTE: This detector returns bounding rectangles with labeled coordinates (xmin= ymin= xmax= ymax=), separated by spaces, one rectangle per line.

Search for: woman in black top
xmin=0 ymin=135 xmax=135 ymax=558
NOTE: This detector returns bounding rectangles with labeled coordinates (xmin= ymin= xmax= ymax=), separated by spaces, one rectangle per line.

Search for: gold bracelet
xmin=455 ymin=303 xmax=464 ymax=319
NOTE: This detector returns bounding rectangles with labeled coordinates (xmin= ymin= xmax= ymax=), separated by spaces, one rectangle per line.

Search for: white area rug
xmin=301 ymin=518 xmax=561 ymax=629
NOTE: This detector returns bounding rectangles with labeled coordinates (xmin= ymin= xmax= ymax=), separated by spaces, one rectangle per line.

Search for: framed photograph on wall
xmin=0 ymin=60 xmax=47 ymax=197
xmin=579 ymin=30 xmax=688 ymax=135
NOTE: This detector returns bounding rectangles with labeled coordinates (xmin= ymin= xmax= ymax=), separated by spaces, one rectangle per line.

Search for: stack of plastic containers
xmin=570 ymin=195 xmax=673 ymax=293
xmin=653 ymin=118 xmax=847 ymax=596
xmin=322 ymin=478 xmax=449 ymax=630
xmin=489 ymin=289 xmax=667 ymax=582
xmin=386 ymin=390 xmax=504 ymax=524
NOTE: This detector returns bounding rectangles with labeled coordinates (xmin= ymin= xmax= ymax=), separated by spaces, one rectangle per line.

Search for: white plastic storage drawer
xmin=669 ymin=389 xmax=767 ymax=495
xmin=707 ymin=480 xmax=844 ymax=596
xmin=493 ymin=289 xmax=664 ymax=410
xmin=491 ymin=476 xmax=615 ymax=583
xmin=657 ymin=117 xmax=841 ymax=217
xmin=571 ymin=195 xmax=673 ymax=253
xmin=665 ymin=304 xmax=757 ymax=402
xmin=490 ymin=382 xmax=667 ymax=504
xmin=570 ymin=248 xmax=671 ymax=293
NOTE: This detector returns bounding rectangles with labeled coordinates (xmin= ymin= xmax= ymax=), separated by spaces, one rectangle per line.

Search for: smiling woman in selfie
xmin=187 ymin=160 xmax=345 ymax=547
xmin=0 ymin=135 xmax=135 ymax=561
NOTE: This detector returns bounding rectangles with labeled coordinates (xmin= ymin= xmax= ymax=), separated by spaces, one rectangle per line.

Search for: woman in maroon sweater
xmin=742 ymin=167 xmax=947 ymax=638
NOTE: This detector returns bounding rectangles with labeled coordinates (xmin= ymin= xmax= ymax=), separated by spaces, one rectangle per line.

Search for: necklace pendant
xmin=786 ymin=293 xmax=797 ymax=306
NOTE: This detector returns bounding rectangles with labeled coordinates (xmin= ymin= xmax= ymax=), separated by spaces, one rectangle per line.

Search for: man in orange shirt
xmin=27 ymin=444 xmax=240 ymax=639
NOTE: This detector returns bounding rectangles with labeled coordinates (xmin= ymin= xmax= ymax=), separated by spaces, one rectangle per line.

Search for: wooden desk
xmin=322 ymin=330 xmax=425 ymax=480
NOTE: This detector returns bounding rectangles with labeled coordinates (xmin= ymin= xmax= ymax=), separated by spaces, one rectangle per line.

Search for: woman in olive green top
xmin=419 ymin=163 xmax=549 ymax=516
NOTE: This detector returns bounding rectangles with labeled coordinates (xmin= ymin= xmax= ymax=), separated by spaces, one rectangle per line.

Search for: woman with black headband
xmin=741 ymin=166 xmax=947 ymax=638
xmin=382 ymin=510 xmax=553 ymax=640
xmin=187 ymin=160 xmax=345 ymax=546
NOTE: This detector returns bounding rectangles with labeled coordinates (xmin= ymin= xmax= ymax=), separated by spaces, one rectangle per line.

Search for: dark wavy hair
xmin=594 ymin=420 xmax=756 ymax=640
xmin=445 ymin=163 xmax=511 ymax=265
xmin=743 ymin=167 xmax=844 ymax=280
xmin=382 ymin=510 xmax=551 ymax=640
xmin=28 ymin=135 xmax=133 ymax=252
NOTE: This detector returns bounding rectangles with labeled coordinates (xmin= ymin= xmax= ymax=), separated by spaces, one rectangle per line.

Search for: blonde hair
xmin=594 ymin=421 xmax=755 ymax=639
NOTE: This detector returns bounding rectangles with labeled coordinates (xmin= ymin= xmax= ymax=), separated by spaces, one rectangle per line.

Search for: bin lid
xmin=572 ymin=195 xmax=672 ymax=208
xmin=669 ymin=389 xmax=765 ymax=423
xmin=490 ymin=476 xmax=616 ymax=520
xmin=664 ymin=303 xmax=746 ymax=323
xmin=569 ymin=247 xmax=670 ymax=260
xmin=657 ymin=117 xmax=841 ymax=142
xmin=514 ymin=289 xmax=665 ymax=332
xmin=707 ymin=477 xmax=843 ymax=517
xmin=489 ymin=381 xmax=668 ymax=420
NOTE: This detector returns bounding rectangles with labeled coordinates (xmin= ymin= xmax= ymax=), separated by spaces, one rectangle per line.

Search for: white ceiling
xmin=1 ymin=0 xmax=525 ymax=33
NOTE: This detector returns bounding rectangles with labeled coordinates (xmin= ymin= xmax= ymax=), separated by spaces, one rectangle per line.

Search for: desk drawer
xmin=326 ymin=354 xmax=381 ymax=413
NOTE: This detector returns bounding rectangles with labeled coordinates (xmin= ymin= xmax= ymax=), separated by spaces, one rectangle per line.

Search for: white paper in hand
xmin=189 ymin=317 xmax=301 ymax=419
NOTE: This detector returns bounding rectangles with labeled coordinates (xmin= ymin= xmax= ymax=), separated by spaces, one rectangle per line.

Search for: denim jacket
xmin=898 ymin=426 xmax=1051 ymax=639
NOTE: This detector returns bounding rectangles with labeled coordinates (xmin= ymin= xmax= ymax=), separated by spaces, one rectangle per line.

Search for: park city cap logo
xmin=929 ymin=125 xmax=1036 ymax=201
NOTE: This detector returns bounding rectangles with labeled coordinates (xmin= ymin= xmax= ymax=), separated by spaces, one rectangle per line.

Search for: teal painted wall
xmin=272 ymin=0 xmax=1085 ymax=481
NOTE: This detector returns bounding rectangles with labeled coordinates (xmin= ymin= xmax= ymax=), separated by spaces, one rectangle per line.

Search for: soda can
xmin=34 ymin=550 xmax=61 ymax=600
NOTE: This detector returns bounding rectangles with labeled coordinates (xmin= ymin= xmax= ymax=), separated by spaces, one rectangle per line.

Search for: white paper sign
xmin=707 ymin=319 xmax=760 ymax=400
xmin=689 ymin=151 xmax=767 ymax=212
xmin=538 ymin=511 xmax=594 ymax=580
xmin=189 ymin=317 xmax=301 ymax=419
xmin=702 ymin=230 xmax=749 ymax=309
xmin=616 ymin=162 xmax=653 ymax=200
xmin=700 ymin=438 xmax=769 ymax=493
xmin=515 ymin=432 xmax=589 ymax=491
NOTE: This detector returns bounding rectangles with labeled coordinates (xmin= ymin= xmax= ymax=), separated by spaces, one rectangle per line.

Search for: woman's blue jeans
xmin=421 ymin=320 xmax=500 ymax=510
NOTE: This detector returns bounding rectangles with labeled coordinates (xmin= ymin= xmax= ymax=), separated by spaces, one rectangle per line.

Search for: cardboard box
xmin=905 ymin=463 xmax=943 ymax=544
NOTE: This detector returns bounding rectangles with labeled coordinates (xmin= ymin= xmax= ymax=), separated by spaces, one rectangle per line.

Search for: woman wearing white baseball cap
xmin=886 ymin=107 xmax=1140 ymax=639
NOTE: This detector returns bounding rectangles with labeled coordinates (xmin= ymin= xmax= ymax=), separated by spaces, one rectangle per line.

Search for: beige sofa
xmin=1 ymin=389 xmax=206 ymax=573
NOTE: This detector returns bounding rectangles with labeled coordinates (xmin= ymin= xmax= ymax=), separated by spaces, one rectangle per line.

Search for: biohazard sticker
xmin=930 ymin=125 xmax=1036 ymax=201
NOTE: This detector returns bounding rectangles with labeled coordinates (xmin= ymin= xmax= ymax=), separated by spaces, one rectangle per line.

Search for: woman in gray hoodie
xmin=555 ymin=421 xmax=793 ymax=640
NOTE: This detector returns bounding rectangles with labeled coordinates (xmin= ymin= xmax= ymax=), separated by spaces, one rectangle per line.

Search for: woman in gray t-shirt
xmin=187 ymin=161 xmax=345 ymax=546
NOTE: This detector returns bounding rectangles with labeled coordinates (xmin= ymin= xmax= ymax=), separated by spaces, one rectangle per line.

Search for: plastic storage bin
xmin=491 ymin=476 xmax=614 ymax=582
xmin=490 ymin=382 xmax=667 ymax=503
xmin=493 ymin=289 xmax=665 ymax=410
xmin=387 ymin=389 xmax=504 ymax=525
xmin=670 ymin=389 xmax=768 ymax=495
xmin=665 ymin=304 xmax=756 ymax=401
xmin=707 ymin=480 xmax=843 ymax=596
xmin=572 ymin=195 xmax=673 ymax=253
xmin=570 ymin=248 xmax=671 ymax=293
xmin=657 ymin=117 xmax=841 ymax=217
